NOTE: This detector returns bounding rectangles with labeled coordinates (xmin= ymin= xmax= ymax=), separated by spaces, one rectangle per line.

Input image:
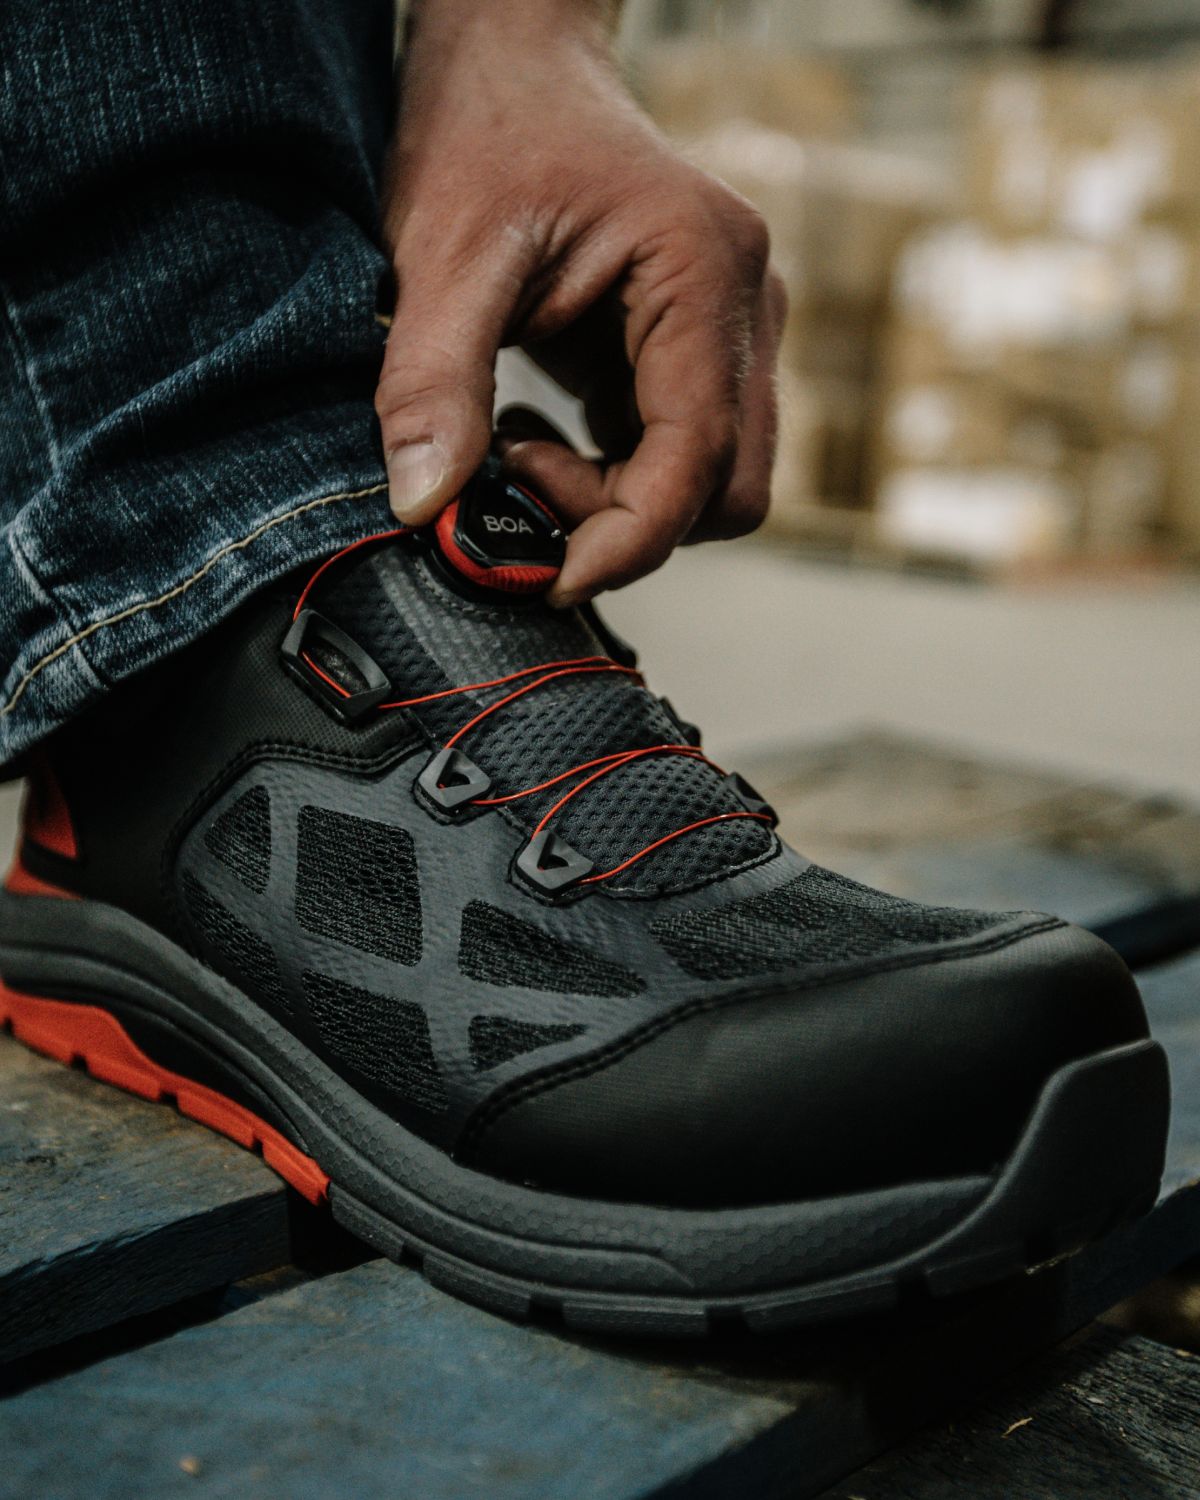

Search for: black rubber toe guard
xmin=461 ymin=919 xmax=1151 ymax=1208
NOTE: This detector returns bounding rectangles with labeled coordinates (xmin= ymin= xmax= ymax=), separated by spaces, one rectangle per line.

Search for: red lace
xmin=294 ymin=533 xmax=773 ymax=884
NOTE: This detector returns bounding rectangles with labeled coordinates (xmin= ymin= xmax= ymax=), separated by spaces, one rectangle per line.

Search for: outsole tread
xmin=0 ymin=982 xmax=1166 ymax=1340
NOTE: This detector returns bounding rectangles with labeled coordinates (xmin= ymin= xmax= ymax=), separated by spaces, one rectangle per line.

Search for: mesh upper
xmin=205 ymin=786 xmax=271 ymax=894
xmin=295 ymin=805 xmax=422 ymax=966
xmin=318 ymin=547 xmax=774 ymax=894
xmin=182 ymin=873 xmax=291 ymax=1012
xmin=469 ymin=1016 xmax=588 ymax=1072
xmin=302 ymin=971 xmax=447 ymax=1113
xmin=459 ymin=900 xmax=644 ymax=998
xmin=652 ymin=866 xmax=1008 ymax=981
xmin=167 ymin=536 xmax=1032 ymax=1134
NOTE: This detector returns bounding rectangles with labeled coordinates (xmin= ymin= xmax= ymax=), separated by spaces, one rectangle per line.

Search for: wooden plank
xmin=813 ymin=1326 xmax=1200 ymax=1500
xmin=0 ymin=1042 xmax=298 ymax=1366
xmin=2 ymin=950 xmax=1195 ymax=1500
xmin=1142 ymin=949 xmax=1200 ymax=1195
xmin=751 ymin=732 xmax=1200 ymax=964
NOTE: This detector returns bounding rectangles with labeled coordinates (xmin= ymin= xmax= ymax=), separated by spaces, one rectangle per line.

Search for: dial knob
xmin=433 ymin=459 xmax=565 ymax=596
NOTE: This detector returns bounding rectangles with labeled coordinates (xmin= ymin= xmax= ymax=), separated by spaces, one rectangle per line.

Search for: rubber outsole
xmin=0 ymin=891 xmax=1172 ymax=1340
xmin=329 ymin=1035 xmax=1168 ymax=1335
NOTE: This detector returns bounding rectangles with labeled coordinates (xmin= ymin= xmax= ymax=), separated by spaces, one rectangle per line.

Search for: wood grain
xmin=0 ymin=1043 xmax=295 ymax=1365
xmin=814 ymin=1326 xmax=1200 ymax=1500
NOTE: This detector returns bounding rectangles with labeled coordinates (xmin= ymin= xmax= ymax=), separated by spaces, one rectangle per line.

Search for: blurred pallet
xmin=1 ymin=742 xmax=1198 ymax=1498
xmin=749 ymin=730 xmax=1200 ymax=967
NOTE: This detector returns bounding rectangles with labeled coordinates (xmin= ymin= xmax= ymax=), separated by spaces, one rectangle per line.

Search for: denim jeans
xmin=0 ymin=0 xmax=399 ymax=769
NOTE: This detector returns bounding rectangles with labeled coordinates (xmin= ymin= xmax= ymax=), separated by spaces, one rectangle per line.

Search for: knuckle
xmin=622 ymin=509 xmax=689 ymax=581
xmin=722 ymin=199 xmax=772 ymax=278
xmin=374 ymin=359 xmax=490 ymax=427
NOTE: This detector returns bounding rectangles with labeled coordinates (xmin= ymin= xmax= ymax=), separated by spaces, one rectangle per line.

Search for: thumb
xmin=375 ymin=247 xmax=526 ymax=525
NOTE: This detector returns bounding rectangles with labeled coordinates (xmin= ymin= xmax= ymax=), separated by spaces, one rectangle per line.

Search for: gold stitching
xmin=1 ymin=479 xmax=388 ymax=720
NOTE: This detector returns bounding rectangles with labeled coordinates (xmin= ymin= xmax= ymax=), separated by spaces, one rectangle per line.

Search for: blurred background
xmin=4 ymin=0 xmax=1199 ymax=871
xmin=502 ymin=0 xmax=1200 ymax=804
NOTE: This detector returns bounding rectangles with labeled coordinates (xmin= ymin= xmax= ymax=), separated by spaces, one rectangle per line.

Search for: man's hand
xmin=376 ymin=0 xmax=786 ymax=607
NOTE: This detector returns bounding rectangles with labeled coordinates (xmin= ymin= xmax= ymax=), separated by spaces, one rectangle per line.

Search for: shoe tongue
xmin=316 ymin=538 xmax=773 ymax=893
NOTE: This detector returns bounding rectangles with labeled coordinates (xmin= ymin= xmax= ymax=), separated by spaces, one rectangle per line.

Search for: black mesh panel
xmin=295 ymin=806 xmax=422 ymax=966
xmin=302 ymin=971 xmax=446 ymax=1112
xmin=182 ymin=873 xmax=291 ymax=1012
xmin=204 ymin=785 xmax=271 ymax=894
xmin=469 ymin=1015 xmax=587 ymax=1072
xmin=459 ymin=900 xmax=644 ymax=998
xmin=652 ymin=866 xmax=1007 ymax=981
xmin=317 ymin=549 xmax=773 ymax=894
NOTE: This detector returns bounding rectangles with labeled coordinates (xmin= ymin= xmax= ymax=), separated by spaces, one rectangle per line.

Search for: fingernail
xmin=387 ymin=440 xmax=446 ymax=519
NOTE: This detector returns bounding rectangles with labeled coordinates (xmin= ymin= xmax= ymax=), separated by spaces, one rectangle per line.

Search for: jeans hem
xmin=0 ymin=472 xmax=392 ymax=768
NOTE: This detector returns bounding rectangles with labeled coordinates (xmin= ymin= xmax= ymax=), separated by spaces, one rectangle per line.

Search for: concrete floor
xmin=604 ymin=540 xmax=1200 ymax=803
xmin=2 ymin=543 xmax=1198 ymax=867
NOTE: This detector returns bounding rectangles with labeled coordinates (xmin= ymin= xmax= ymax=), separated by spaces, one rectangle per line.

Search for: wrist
xmin=405 ymin=0 xmax=621 ymax=60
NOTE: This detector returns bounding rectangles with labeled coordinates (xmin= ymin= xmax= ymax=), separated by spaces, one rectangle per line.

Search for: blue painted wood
xmin=2 ymin=952 xmax=1195 ymax=1500
xmin=0 ymin=1043 xmax=296 ymax=1366
xmin=1137 ymin=950 xmax=1200 ymax=1194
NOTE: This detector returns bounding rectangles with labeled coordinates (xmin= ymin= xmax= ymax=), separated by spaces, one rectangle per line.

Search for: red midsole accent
xmin=0 ymin=982 xmax=329 ymax=1205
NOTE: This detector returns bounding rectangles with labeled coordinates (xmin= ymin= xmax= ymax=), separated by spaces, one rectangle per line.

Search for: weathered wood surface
xmin=814 ymin=1326 xmax=1200 ymax=1500
xmin=0 ymin=1044 xmax=297 ymax=1366
xmin=2 ymin=950 xmax=1195 ymax=1500
xmin=752 ymin=733 xmax=1200 ymax=965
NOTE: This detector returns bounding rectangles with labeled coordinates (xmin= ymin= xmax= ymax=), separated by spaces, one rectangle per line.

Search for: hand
xmin=375 ymin=0 xmax=786 ymax=607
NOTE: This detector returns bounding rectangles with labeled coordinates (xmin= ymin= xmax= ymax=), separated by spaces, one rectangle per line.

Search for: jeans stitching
xmin=7 ymin=529 xmax=105 ymax=695
xmin=0 ymin=479 xmax=388 ymax=720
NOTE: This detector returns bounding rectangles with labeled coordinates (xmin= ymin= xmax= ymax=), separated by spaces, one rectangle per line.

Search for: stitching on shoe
xmin=0 ymin=480 xmax=388 ymax=721
xmin=457 ymin=915 xmax=1067 ymax=1158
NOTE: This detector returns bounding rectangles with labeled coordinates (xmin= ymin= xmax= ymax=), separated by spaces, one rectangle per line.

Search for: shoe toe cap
xmin=462 ymin=919 xmax=1149 ymax=1208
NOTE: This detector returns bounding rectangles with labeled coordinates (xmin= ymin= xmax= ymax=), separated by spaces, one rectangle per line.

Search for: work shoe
xmin=0 ymin=461 xmax=1169 ymax=1336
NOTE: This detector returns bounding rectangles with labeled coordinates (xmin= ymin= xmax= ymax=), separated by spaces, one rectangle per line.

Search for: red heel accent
xmin=0 ymin=983 xmax=329 ymax=1205
xmin=4 ymin=860 xmax=77 ymax=898
xmin=23 ymin=756 xmax=79 ymax=860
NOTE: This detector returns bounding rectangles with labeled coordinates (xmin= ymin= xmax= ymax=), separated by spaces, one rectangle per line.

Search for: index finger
xmin=548 ymin=250 xmax=753 ymax=605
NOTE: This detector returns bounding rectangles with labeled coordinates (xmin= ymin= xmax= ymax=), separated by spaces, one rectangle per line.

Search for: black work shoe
xmin=0 ymin=462 xmax=1169 ymax=1337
